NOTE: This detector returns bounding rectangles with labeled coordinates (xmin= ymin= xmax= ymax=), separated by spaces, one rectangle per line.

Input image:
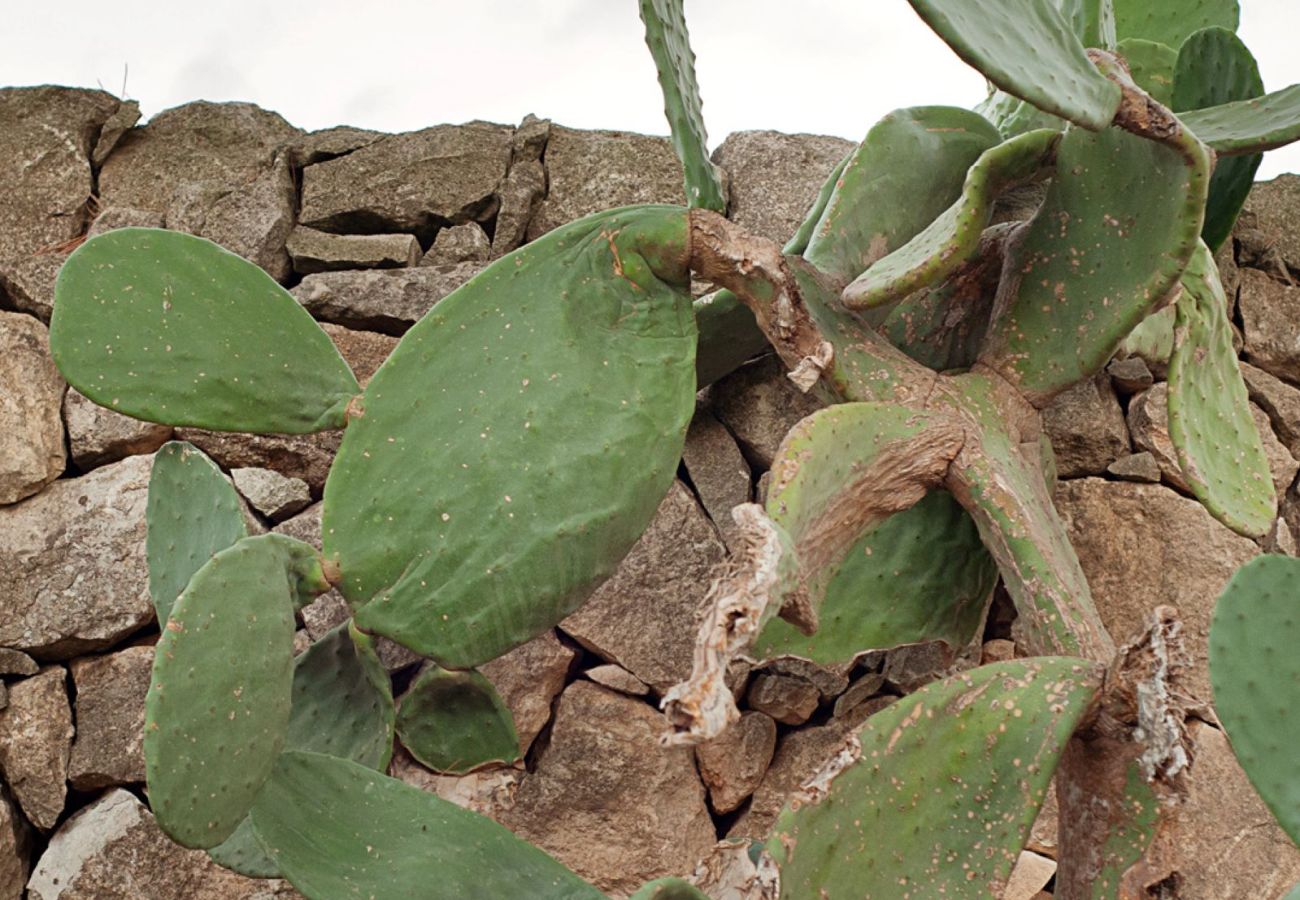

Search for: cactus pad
xmin=1055 ymin=0 xmax=1117 ymax=49
xmin=785 ymin=152 xmax=850 ymax=257
xmin=144 ymin=534 xmax=324 ymax=848
xmin=976 ymin=90 xmax=1065 ymax=140
xmin=765 ymin=657 xmax=1103 ymax=898
xmin=1113 ymin=0 xmax=1238 ymax=49
xmin=693 ymin=290 xmax=768 ymax=388
xmin=146 ymin=441 xmax=248 ymax=624
xmin=1180 ymin=83 xmax=1300 ymax=155
xmin=1116 ymin=38 xmax=1177 ymax=106
xmin=905 ymin=0 xmax=1121 ymax=130
xmin=51 ymin=228 xmax=360 ymax=433
xmin=1209 ymin=555 xmax=1300 ymax=845
xmin=395 ymin=665 xmax=519 ymax=774
xmin=629 ymin=879 xmax=709 ymax=899
xmin=250 ymin=750 xmax=605 ymax=899
xmin=324 ymin=206 xmax=696 ymax=668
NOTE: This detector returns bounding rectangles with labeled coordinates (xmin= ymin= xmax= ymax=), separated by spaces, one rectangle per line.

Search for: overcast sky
xmin=5 ymin=1 xmax=1298 ymax=178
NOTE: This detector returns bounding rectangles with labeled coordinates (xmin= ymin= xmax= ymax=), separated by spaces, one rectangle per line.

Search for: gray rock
xmin=286 ymin=226 xmax=420 ymax=274
xmin=1239 ymin=268 xmax=1300 ymax=385
xmin=695 ymin=711 xmax=777 ymax=814
xmin=708 ymin=355 xmax=824 ymax=470
xmin=63 ymin=388 xmax=171 ymax=471
xmin=90 ymin=100 xmax=141 ymax=168
xmin=26 ymin=789 xmax=301 ymax=899
xmin=500 ymin=681 xmax=715 ymax=896
xmin=831 ymin=672 xmax=886 ymax=719
xmin=1041 ymin=374 xmax=1129 ymax=477
xmin=0 ymin=312 xmax=66 ymax=504
xmin=85 ymin=206 xmax=165 ymax=238
xmin=711 ymin=130 xmax=854 ymax=244
xmin=1238 ymin=174 xmax=1300 ymax=273
xmin=1055 ymin=478 xmax=1259 ymax=700
xmin=1250 ymin=403 xmax=1299 ymax=500
xmin=0 ymin=667 xmax=71 ymax=830
xmin=479 ymin=630 xmax=576 ymax=756
xmin=583 ymin=664 xmax=649 ymax=697
xmin=422 ymin=222 xmax=491 ymax=266
xmin=745 ymin=673 xmax=819 ymax=725
xmin=491 ymin=116 xmax=549 ymax=258
xmin=0 ymin=651 xmax=37 ymax=677
xmin=527 ymin=125 xmax=683 ymax=240
xmin=291 ymin=264 xmax=481 ymax=335
xmin=681 ymin=410 xmax=751 ymax=549
xmin=287 ymin=126 xmax=384 ymax=166
xmin=67 ymin=646 xmax=153 ymax=789
xmin=299 ymin=590 xmax=349 ymax=642
xmin=387 ymin=747 xmax=521 ymax=822
xmin=230 ymin=467 xmax=312 ymax=521
xmin=1106 ymin=451 xmax=1162 ymax=483
xmin=0 ymin=454 xmax=154 ymax=659
xmin=98 ymin=101 xmax=302 ymax=281
xmin=1126 ymin=383 xmax=1187 ymax=491
xmin=0 ymin=785 xmax=31 ymax=900
xmin=561 ymin=481 xmax=726 ymax=692
xmin=174 ymin=429 xmax=339 ymax=496
xmin=299 ymin=122 xmax=512 ymax=242
xmin=0 ymin=252 xmax=64 ymax=321
xmin=882 ymin=640 xmax=956 ymax=693
xmin=760 ymin=656 xmax=849 ymax=700
xmin=1106 ymin=356 xmax=1155 ymax=395
xmin=1241 ymin=361 xmax=1300 ymax=457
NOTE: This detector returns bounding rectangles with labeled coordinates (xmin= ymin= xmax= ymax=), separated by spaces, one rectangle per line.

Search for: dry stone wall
xmin=1 ymin=84 xmax=1300 ymax=898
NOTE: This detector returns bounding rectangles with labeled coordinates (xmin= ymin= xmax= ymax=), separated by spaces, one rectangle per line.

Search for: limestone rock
xmin=681 ymin=410 xmax=752 ymax=549
xmin=561 ymin=481 xmax=725 ymax=692
xmin=286 ymin=227 xmax=420 ymax=274
xmin=0 ymin=785 xmax=31 ymax=900
xmin=711 ymin=131 xmax=854 ymax=244
xmin=1106 ymin=451 xmax=1162 ymax=483
xmin=1238 ymin=174 xmax=1300 ymax=272
xmin=1239 ymin=268 xmax=1300 ymax=384
xmin=1126 ymin=383 xmax=1187 ymax=491
xmin=479 ymin=630 xmax=576 ymax=757
xmin=67 ymin=646 xmax=152 ymax=789
xmin=1054 ymin=478 xmax=1258 ymax=700
xmin=25 ymin=789 xmax=301 ymax=899
xmin=0 ymin=667 xmax=71 ymax=830
xmin=708 ymin=355 xmax=824 ymax=470
xmin=230 ymin=467 xmax=312 ymax=522
xmin=1005 ymin=851 xmax=1056 ymax=900
xmin=0 ymin=454 xmax=154 ymax=659
xmin=422 ymin=222 xmax=490 ymax=266
xmin=491 ymin=115 xmax=549 ymax=257
xmin=291 ymin=264 xmax=480 ymax=335
xmin=1041 ymin=374 xmax=1129 ymax=477
xmin=0 ymin=312 xmax=66 ymax=504
xmin=1242 ymin=361 xmax=1300 ymax=457
xmin=63 ymin=388 xmax=171 ymax=471
xmin=287 ymin=126 xmax=384 ymax=166
xmin=500 ymin=681 xmax=714 ymax=896
xmin=99 ymin=101 xmax=302 ymax=281
xmin=85 ymin=206 xmax=165 ymax=238
xmin=744 ymin=673 xmax=820 ymax=726
xmin=299 ymin=122 xmax=511 ymax=242
xmin=527 ymin=125 xmax=683 ymax=240
xmin=695 ymin=711 xmax=777 ymax=814
xmin=583 ymin=664 xmax=649 ymax=697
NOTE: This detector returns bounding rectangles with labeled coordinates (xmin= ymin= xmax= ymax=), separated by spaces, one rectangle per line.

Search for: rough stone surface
xmin=1242 ymin=361 xmax=1300 ymax=457
xmin=831 ymin=672 xmax=886 ymax=719
xmin=695 ymin=711 xmax=777 ymax=814
xmin=744 ymin=673 xmax=820 ymax=726
xmin=500 ymin=681 xmax=714 ymax=896
xmin=67 ymin=646 xmax=152 ymax=789
xmin=422 ymin=222 xmax=490 ymax=266
xmin=1251 ymin=403 xmax=1299 ymax=499
xmin=230 ymin=467 xmax=312 ymax=522
xmin=25 ymin=789 xmax=301 ymax=899
xmin=99 ymin=101 xmax=302 ymax=281
xmin=287 ymin=126 xmax=384 ymax=166
xmin=317 ymin=322 xmax=397 ymax=385
xmin=1054 ymin=478 xmax=1258 ymax=700
xmin=0 ymin=667 xmax=71 ymax=830
xmin=0 ymin=454 xmax=154 ymax=659
xmin=479 ymin=630 xmax=576 ymax=757
xmin=527 ymin=125 xmax=683 ymax=240
xmin=681 ymin=410 xmax=752 ymax=549
xmin=583 ymin=664 xmax=649 ymax=697
xmin=491 ymin=116 xmax=549 ymax=257
xmin=1106 ymin=451 xmax=1162 ymax=483
xmin=0 ymin=785 xmax=30 ymax=900
xmin=63 ymin=388 xmax=171 ymax=471
xmin=0 ymin=312 xmax=66 ymax=504
xmin=0 ymin=651 xmax=37 ymax=677
xmin=707 ymin=355 xmax=824 ymax=470
xmin=710 ymin=130 xmax=854 ymax=244
xmin=387 ymin=747 xmax=521 ymax=822
xmin=1239 ymin=268 xmax=1300 ymax=384
xmin=1005 ymin=851 xmax=1056 ymax=900
xmin=561 ymin=481 xmax=725 ymax=692
xmin=291 ymin=264 xmax=480 ymax=335
xmin=299 ymin=122 xmax=511 ymax=242
xmin=1238 ymin=174 xmax=1300 ymax=273
xmin=85 ymin=206 xmax=165 ymax=238
xmin=175 ymin=428 xmax=338 ymax=498
xmin=1041 ymin=374 xmax=1130 ymax=477
xmin=1126 ymin=383 xmax=1188 ymax=491
xmin=1106 ymin=356 xmax=1155 ymax=394
xmin=286 ymin=226 xmax=420 ymax=274
xmin=0 ymin=252 xmax=64 ymax=322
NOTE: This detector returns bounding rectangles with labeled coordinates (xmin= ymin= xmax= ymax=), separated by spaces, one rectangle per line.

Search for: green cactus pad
xmin=639 ymin=0 xmax=725 ymax=212
xmin=1117 ymin=304 xmax=1175 ymax=366
xmin=753 ymin=490 xmax=996 ymax=665
xmin=979 ymin=120 xmax=1210 ymax=403
xmin=1087 ymin=761 xmax=1160 ymax=896
xmin=249 ymin=750 xmax=605 ymax=899
xmin=785 ymin=152 xmax=851 ymax=257
xmin=629 ymin=879 xmax=709 ymax=900
xmin=905 ymin=0 xmax=1122 ymax=130
xmin=693 ymin=290 xmax=768 ymax=388
xmin=975 ymin=90 xmax=1066 ymax=141
xmin=324 ymin=206 xmax=696 ymax=668
xmin=1173 ymin=27 xmax=1264 ymax=250
xmin=145 ymin=533 xmax=326 ymax=848
xmin=1168 ymin=243 xmax=1276 ymax=538
xmin=50 ymin=228 xmax=360 ymax=433
xmin=1116 ymin=39 xmax=1177 ymax=106
xmin=803 ymin=107 xmax=1001 ymax=285
xmin=146 ymin=441 xmax=248 ymax=624
xmin=1113 ymin=0 xmax=1238 ymax=49
xmin=395 ymin=665 xmax=520 ymax=775
xmin=842 ymin=128 xmax=1058 ymax=309
xmin=766 ymin=657 xmax=1103 ymax=898
xmin=1056 ymin=0 xmax=1116 ymax=49
xmin=1180 ymin=83 xmax=1300 ymax=155
xmin=1209 ymin=555 xmax=1300 ymax=845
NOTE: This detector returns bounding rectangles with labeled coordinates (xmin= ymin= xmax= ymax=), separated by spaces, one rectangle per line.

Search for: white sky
xmin=4 ymin=1 xmax=1298 ymax=178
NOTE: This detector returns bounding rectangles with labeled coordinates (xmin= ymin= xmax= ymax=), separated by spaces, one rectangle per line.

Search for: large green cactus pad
xmin=1117 ymin=304 xmax=1175 ymax=366
xmin=803 ymin=106 xmax=1000 ymax=285
xmin=753 ymin=490 xmax=996 ymax=665
xmin=1116 ymin=38 xmax=1177 ymax=106
xmin=693 ymin=290 xmax=768 ymax=388
xmin=905 ymin=0 xmax=1121 ymax=130
xmin=1168 ymin=243 xmax=1276 ymax=538
xmin=146 ymin=441 xmax=248 ymax=624
xmin=766 ymin=657 xmax=1103 ymax=898
xmin=51 ymin=228 xmax=360 ymax=433
xmin=145 ymin=534 xmax=326 ymax=848
xmin=639 ymin=0 xmax=725 ymax=212
xmin=1180 ymin=83 xmax=1300 ymax=155
xmin=842 ymin=128 xmax=1058 ymax=309
xmin=395 ymin=665 xmax=519 ymax=774
xmin=1173 ymin=27 xmax=1264 ymax=250
xmin=1113 ymin=0 xmax=1238 ymax=49
xmin=1209 ymin=555 xmax=1300 ymax=844
xmin=979 ymin=121 xmax=1209 ymax=403
xmin=250 ymin=750 xmax=605 ymax=899
xmin=1056 ymin=0 xmax=1116 ymax=49
xmin=976 ymin=90 xmax=1065 ymax=141
xmin=324 ymin=206 xmax=696 ymax=668
xmin=786 ymin=152 xmax=850 ymax=257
